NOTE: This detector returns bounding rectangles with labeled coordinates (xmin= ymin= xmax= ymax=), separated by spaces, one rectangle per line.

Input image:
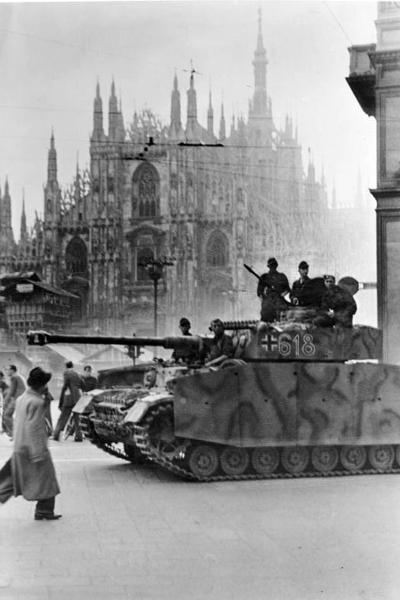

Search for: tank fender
xmin=124 ymin=392 xmax=173 ymax=424
xmin=72 ymin=389 xmax=104 ymax=414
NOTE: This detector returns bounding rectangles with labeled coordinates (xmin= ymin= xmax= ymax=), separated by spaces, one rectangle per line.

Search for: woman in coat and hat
xmin=0 ymin=366 xmax=61 ymax=521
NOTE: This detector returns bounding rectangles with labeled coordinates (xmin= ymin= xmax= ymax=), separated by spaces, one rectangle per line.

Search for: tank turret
xmin=27 ymin=320 xmax=382 ymax=363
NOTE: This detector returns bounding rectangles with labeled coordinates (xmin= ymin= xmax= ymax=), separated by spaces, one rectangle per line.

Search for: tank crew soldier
xmin=205 ymin=318 xmax=234 ymax=367
xmin=0 ymin=367 xmax=61 ymax=520
xmin=2 ymin=365 xmax=27 ymax=439
xmin=171 ymin=318 xmax=199 ymax=364
xmin=82 ymin=365 xmax=98 ymax=392
xmin=290 ymin=261 xmax=310 ymax=306
xmin=52 ymin=361 xmax=84 ymax=442
xmin=257 ymin=257 xmax=290 ymax=322
xmin=314 ymin=274 xmax=357 ymax=328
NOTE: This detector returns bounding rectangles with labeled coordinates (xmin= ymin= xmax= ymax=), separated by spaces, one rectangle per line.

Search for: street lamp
xmin=139 ymin=256 xmax=174 ymax=335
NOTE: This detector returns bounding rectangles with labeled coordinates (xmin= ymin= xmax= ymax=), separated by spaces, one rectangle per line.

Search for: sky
xmin=0 ymin=0 xmax=378 ymax=236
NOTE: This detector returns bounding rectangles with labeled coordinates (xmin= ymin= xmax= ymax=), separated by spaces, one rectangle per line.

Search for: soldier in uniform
xmin=290 ymin=261 xmax=310 ymax=306
xmin=257 ymin=257 xmax=290 ymax=322
xmin=314 ymin=274 xmax=357 ymax=328
xmin=204 ymin=319 xmax=234 ymax=367
xmin=171 ymin=318 xmax=199 ymax=364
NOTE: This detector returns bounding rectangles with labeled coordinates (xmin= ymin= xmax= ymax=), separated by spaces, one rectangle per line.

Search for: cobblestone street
xmin=1 ymin=433 xmax=400 ymax=600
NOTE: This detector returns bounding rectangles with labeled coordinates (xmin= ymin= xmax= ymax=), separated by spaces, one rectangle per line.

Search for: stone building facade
xmin=348 ymin=2 xmax=400 ymax=362
xmin=0 ymin=14 xmax=373 ymax=337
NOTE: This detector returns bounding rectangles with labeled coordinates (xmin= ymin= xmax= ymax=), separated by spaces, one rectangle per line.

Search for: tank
xmin=27 ymin=318 xmax=400 ymax=482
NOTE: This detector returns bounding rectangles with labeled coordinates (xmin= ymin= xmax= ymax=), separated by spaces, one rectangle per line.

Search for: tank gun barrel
xmin=222 ymin=320 xmax=258 ymax=330
xmin=27 ymin=330 xmax=205 ymax=350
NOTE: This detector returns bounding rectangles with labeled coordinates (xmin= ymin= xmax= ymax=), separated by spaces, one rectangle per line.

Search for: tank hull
xmin=130 ymin=361 xmax=400 ymax=480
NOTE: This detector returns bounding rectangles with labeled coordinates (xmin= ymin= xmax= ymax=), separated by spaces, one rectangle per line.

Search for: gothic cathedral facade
xmin=0 ymin=15 xmax=332 ymax=336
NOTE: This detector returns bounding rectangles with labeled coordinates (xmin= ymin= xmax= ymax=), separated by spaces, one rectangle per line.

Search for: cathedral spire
xmin=1 ymin=176 xmax=14 ymax=244
xmin=219 ymin=100 xmax=226 ymax=140
xmin=47 ymin=129 xmax=58 ymax=183
xmin=44 ymin=132 xmax=61 ymax=224
xmin=92 ymin=80 xmax=104 ymax=140
xmin=170 ymin=71 xmax=182 ymax=138
xmin=20 ymin=190 xmax=27 ymax=243
xmin=251 ymin=7 xmax=268 ymax=117
xmin=207 ymin=89 xmax=214 ymax=137
xmin=186 ymin=62 xmax=198 ymax=140
xmin=109 ymin=78 xmax=118 ymax=140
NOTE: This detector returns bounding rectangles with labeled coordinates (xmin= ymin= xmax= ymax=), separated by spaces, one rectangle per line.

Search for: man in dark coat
xmin=53 ymin=361 xmax=84 ymax=442
xmin=257 ymin=257 xmax=290 ymax=322
xmin=0 ymin=367 xmax=61 ymax=520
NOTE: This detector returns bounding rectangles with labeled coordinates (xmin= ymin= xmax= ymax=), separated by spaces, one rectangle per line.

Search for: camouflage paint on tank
xmin=174 ymin=362 xmax=400 ymax=447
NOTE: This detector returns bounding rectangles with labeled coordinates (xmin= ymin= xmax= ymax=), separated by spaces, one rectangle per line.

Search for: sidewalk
xmin=1 ymin=430 xmax=400 ymax=600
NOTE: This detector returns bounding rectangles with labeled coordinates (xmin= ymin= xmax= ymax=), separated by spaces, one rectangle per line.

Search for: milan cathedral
xmin=0 ymin=14 xmax=374 ymax=336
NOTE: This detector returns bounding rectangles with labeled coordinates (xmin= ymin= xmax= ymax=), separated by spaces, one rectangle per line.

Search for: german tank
xmin=27 ymin=314 xmax=400 ymax=482
xmin=27 ymin=331 xmax=211 ymax=463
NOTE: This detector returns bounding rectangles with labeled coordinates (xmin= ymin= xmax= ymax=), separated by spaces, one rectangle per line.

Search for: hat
xmin=179 ymin=317 xmax=191 ymax=327
xmin=298 ymin=261 xmax=309 ymax=270
xmin=323 ymin=274 xmax=336 ymax=283
xmin=267 ymin=257 xmax=278 ymax=268
xmin=27 ymin=366 xmax=52 ymax=389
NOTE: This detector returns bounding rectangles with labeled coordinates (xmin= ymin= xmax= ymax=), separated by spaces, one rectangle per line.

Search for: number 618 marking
xmin=278 ymin=333 xmax=315 ymax=357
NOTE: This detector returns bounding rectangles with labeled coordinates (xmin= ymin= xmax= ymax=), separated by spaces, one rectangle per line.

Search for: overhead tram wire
xmin=322 ymin=1 xmax=354 ymax=46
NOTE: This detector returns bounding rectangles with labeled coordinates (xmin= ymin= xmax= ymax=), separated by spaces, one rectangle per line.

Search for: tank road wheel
xmin=252 ymin=447 xmax=280 ymax=475
xmin=368 ymin=445 xmax=395 ymax=471
xmin=220 ymin=447 xmax=250 ymax=476
xmin=188 ymin=445 xmax=219 ymax=479
xmin=281 ymin=447 xmax=309 ymax=474
xmin=146 ymin=403 xmax=188 ymax=460
xmin=340 ymin=445 xmax=367 ymax=472
xmin=311 ymin=446 xmax=339 ymax=473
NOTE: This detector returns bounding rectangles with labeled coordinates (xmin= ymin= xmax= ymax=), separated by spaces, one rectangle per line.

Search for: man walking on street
xmin=2 ymin=365 xmax=26 ymax=439
xmin=52 ymin=361 xmax=84 ymax=442
xmin=0 ymin=366 xmax=61 ymax=520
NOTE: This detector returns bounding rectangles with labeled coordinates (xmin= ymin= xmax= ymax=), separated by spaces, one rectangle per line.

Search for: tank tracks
xmin=80 ymin=414 xmax=143 ymax=463
xmin=134 ymin=401 xmax=400 ymax=482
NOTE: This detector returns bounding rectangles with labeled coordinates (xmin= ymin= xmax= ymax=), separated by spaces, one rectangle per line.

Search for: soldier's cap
xmin=27 ymin=366 xmax=52 ymax=389
xmin=267 ymin=257 xmax=278 ymax=268
xmin=179 ymin=317 xmax=191 ymax=327
xmin=298 ymin=261 xmax=309 ymax=270
xmin=323 ymin=274 xmax=336 ymax=283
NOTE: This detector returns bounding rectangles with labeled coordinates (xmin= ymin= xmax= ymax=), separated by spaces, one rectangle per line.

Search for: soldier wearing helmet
xmin=257 ymin=257 xmax=290 ymax=322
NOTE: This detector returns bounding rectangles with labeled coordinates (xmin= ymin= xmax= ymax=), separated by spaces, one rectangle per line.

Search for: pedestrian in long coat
xmin=0 ymin=367 xmax=61 ymax=521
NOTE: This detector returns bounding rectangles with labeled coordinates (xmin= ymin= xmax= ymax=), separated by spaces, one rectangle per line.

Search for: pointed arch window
xmin=132 ymin=163 xmax=160 ymax=219
xmin=206 ymin=231 xmax=229 ymax=268
xmin=65 ymin=237 xmax=88 ymax=277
